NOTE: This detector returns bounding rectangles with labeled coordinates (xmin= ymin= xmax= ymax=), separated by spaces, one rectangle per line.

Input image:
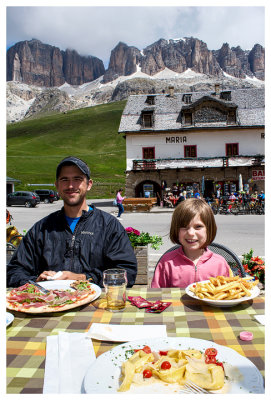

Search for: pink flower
xmin=125 ymin=227 xmax=134 ymax=233
xmin=133 ymin=229 xmax=141 ymax=236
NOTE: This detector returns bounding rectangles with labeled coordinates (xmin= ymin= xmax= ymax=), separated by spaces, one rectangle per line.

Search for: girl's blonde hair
xmin=170 ymin=198 xmax=217 ymax=247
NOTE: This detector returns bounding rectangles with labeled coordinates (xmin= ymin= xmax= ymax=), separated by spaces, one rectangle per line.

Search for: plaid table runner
xmin=6 ymin=288 xmax=265 ymax=394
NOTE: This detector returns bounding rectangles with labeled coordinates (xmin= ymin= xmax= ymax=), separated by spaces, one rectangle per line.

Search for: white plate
xmin=6 ymin=312 xmax=14 ymax=327
xmin=39 ymin=280 xmax=101 ymax=302
xmin=83 ymin=337 xmax=264 ymax=394
xmin=185 ymin=280 xmax=260 ymax=307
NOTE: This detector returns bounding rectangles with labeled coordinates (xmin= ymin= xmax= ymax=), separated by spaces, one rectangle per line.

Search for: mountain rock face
xmin=7 ymin=38 xmax=265 ymax=88
xmin=6 ymin=39 xmax=105 ymax=86
xmin=104 ymin=37 xmax=264 ymax=83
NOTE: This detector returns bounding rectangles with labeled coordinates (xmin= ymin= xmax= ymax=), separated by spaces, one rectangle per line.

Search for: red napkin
xmin=128 ymin=296 xmax=171 ymax=313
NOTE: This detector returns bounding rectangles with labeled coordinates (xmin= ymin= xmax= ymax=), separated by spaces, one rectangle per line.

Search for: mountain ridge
xmin=7 ymin=37 xmax=265 ymax=87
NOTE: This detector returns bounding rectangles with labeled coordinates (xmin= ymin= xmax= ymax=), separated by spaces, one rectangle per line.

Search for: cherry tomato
xmin=161 ymin=361 xmax=171 ymax=370
xmin=142 ymin=345 xmax=152 ymax=354
xmin=134 ymin=345 xmax=151 ymax=354
xmin=143 ymin=369 xmax=152 ymax=378
xmin=205 ymin=348 xmax=218 ymax=357
xmin=205 ymin=355 xmax=217 ymax=364
xmin=159 ymin=350 xmax=168 ymax=356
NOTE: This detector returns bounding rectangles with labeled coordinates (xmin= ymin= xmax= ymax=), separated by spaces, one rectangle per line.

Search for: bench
xmin=123 ymin=198 xmax=157 ymax=212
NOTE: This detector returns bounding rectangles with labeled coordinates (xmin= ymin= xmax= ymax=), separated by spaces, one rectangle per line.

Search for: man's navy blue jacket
xmin=7 ymin=206 xmax=137 ymax=288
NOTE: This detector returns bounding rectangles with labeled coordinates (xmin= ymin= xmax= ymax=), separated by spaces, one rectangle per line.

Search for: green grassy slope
xmin=7 ymin=101 xmax=127 ymax=198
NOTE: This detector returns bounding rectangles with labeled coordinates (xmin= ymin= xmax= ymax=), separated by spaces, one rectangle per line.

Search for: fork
xmin=179 ymin=380 xmax=211 ymax=394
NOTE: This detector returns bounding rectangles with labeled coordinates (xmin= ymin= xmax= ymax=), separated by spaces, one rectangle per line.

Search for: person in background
xmin=229 ymin=192 xmax=236 ymax=201
xmin=176 ymin=191 xmax=185 ymax=206
xmin=194 ymin=190 xmax=200 ymax=199
xmin=7 ymin=157 xmax=137 ymax=288
xmin=116 ymin=188 xmax=126 ymax=220
xmin=258 ymin=190 xmax=265 ymax=203
xmin=151 ymin=198 xmax=232 ymax=288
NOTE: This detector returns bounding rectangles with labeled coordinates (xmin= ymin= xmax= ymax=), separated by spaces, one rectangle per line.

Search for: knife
xmin=28 ymin=280 xmax=50 ymax=294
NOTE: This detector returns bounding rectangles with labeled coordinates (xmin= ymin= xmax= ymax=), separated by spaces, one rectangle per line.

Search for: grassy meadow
xmin=7 ymin=101 xmax=127 ymax=198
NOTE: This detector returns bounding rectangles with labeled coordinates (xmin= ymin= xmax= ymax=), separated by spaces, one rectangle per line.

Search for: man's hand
xmin=54 ymin=271 xmax=87 ymax=280
xmin=36 ymin=270 xmax=86 ymax=281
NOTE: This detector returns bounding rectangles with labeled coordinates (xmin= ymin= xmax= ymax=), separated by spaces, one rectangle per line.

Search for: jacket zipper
xmin=194 ymin=264 xmax=197 ymax=281
xmin=69 ymin=219 xmax=81 ymax=270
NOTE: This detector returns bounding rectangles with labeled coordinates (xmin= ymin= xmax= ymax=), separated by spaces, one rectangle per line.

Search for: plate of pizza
xmin=6 ymin=280 xmax=101 ymax=314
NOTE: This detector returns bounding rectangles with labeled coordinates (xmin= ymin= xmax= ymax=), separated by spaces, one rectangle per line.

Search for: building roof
xmin=118 ymin=87 xmax=265 ymax=133
xmin=6 ymin=176 xmax=21 ymax=183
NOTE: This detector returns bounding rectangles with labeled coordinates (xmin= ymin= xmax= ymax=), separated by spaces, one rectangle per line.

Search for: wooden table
xmin=6 ymin=287 xmax=265 ymax=393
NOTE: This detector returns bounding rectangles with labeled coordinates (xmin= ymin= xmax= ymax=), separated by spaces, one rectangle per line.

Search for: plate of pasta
xmin=185 ymin=276 xmax=260 ymax=307
xmin=83 ymin=337 xmax=264 ymax=393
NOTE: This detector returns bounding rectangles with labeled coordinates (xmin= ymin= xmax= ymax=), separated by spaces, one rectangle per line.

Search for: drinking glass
xmin=103 ymin=269 xmax=127 ymax=312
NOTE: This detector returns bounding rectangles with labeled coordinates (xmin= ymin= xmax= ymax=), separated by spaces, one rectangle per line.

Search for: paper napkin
xmin=47 ymin=271 xmax=63 ymax=280
xmin=43 ymin=332 xmax=96 ymax=393
xmin=86 ymin=323 xmax=167 ymax=342
xmin=254 ymin=315 xmax=265 ymax=325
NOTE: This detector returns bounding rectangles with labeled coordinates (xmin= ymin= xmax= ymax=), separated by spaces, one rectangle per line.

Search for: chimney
xmin=169 ymin=86 xmax=174 ymax=97
xmin=214 ymin=83 xmax=220 ymax=96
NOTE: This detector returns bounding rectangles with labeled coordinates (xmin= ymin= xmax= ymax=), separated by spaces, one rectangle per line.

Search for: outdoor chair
xmin=154 ymin=242 xmax=246 ymax=278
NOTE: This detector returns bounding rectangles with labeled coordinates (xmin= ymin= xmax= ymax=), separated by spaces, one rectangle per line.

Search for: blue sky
xmin=6 ymin=6 xmax=265 ymax=68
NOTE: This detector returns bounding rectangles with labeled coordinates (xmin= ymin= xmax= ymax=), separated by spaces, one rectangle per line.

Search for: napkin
xmin=43 ymin=332 xmax=96 ymax=393
xmin=47 ymin=271 xmax=63 ymax=280
xmin=254 ymin=315 xmax=265 ymax=325
xmin=86 ymin=323 xmax=167 ymax=342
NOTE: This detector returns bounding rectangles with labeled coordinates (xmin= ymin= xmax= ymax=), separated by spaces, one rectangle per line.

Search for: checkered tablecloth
xmin=6 ymin=288 xmax=265 ymax=394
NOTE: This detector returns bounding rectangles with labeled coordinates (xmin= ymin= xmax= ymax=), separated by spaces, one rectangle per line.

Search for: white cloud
xmin=6 ymin=6 xmax=265 ymax=68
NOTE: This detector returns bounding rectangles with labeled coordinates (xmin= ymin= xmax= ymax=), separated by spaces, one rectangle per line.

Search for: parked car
xmin=34 ymin=189 xmax=57 ymax=203
xmin=53 ymin=191 xmax=60 ymax=200
xmin=7 ymin=191 xmax=40 ymax=208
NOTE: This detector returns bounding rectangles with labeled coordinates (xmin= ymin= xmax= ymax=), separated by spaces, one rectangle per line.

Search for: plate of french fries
xmin=185 ymin=276 xmax=260 ymax=307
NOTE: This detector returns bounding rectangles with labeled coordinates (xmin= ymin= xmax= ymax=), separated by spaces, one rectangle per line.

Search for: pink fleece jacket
xmin=151 ymin=246 xmax=231 ymax=288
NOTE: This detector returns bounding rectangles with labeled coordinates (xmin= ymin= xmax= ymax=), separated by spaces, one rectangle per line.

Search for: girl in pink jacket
xmin=151 ymin=198 xmax=232 ymax=288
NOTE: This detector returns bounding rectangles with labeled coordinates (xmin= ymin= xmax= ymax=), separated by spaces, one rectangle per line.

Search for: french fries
xmin=189 ymin=276 xmax=259 ymax=301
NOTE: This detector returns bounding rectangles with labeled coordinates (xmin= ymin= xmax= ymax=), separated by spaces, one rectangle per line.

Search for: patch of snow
xmin=152 ymin=67 xmax=205 ymax=80
xmin=245 ymin=74 xmax=264 ymax=84
xmin=6 ymin=94 xmax=35 ymax=123
xmin=140 ymin=49 xmax=144 ymax=56
xmin=172 ymin=38 xmax=185 ymax=42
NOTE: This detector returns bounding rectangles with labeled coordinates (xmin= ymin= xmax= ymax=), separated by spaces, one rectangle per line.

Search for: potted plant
xmin=125 ymin=227 xmax=163 ymax=285
xmin=242 ymin=249 xmax=265 ymax=288
xmin=125 ymin=227 xmax=163 ymax=250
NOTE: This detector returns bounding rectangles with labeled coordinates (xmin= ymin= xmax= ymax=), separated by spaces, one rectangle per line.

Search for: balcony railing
xmin=132 ymin=155 xmax=264 ymax=171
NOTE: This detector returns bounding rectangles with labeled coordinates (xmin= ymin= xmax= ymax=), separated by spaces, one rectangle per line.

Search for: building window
xmin=182 ymin=94 xmax=192 ymax=104
xmin=227 ymin=110 xmax=236 ymax=124
xmin=226 ymin=143 xmax=239 ymax=156
xmin=220 ymin=91 xmax=232 ymax=101
xmin=184 ymin=112 xmax=193 ymax=125
xmin=146 ymin=95 xmax=155 ymax=105
xmin=184 ymin=145 xmax=197 ymax=158
xmin=143 ymin=147 xmax=155 ymax=159
xmin=142 ymin=147 xmax=156 ymax=169
xmin=141 ymin=112 xmax=153 ymax=128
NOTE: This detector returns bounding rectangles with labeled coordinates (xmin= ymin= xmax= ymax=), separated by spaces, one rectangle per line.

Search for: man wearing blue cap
xmin=7 ymin=156 xmax=137 ymax=288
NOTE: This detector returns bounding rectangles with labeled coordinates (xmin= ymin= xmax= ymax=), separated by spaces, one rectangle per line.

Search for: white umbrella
xmin=201 ymin=176 xmax=205 ymax=195
xmin=239 ymin=174 xmax=243 ymax=192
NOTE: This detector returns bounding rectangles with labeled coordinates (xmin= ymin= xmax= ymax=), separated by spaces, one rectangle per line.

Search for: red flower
xmin=133 ymin=229 xmax=141 ymax=236
xmin=125 ymin=227 xmax=134 ymax=233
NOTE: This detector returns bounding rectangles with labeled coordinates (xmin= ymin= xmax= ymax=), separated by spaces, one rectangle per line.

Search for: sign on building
xmin=252 ymin=170 xmax=265 ymax=181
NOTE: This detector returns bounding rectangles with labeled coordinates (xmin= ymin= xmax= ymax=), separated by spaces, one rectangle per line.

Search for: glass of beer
xmin=103 ymin=269 xmax=127 ymax=312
